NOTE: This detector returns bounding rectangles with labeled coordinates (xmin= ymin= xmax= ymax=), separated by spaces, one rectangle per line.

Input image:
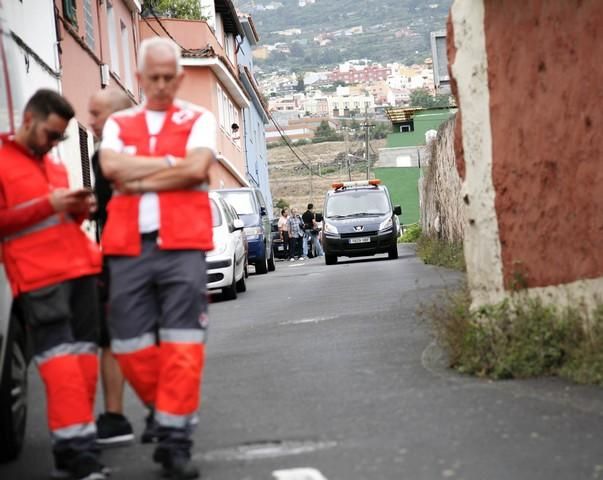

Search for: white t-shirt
xmin=101 ymin=103 xmax=217 ymax=233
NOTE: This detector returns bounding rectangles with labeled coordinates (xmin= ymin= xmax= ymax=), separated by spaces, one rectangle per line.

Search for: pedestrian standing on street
xmin=88 ymin=89 xmax=135 ymax=446
xmin=278 ymin=207 xmax=290 ymax=259
xmin=287 ymin=208 xmax=304 ymax=260
xmin=100 ymin=37 xmax=216 ymax=479
xmin=0 ymin=89 xmax=106 ymax=479
xmin=302 ymin=203 xmax=324 ymax=258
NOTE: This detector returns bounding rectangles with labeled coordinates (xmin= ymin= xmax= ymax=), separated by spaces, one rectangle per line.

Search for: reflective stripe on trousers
xmin=51 ymin=422 xmax=96 ymax=444
xmin=112 ymin=329 xmax=205 ymax=420
xmin=37 ymin=352 xmax=96 ymax=432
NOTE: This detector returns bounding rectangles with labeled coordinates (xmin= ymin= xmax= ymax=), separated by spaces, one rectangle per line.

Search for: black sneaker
xmin=153 ymin=447 xmax=199 ymax=479
xmin=141 ymin=409 xmax=161 ymax=444
xmin=51 ymin=452 xmax=111 ymax=480
xmin=96 ymin=412 xmax=135 ymax=446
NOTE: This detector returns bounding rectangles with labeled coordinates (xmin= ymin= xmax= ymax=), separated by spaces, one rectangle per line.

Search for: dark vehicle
xmin=0 ymin=5 xmax=30 ymax=463
xmin=320 ymin=180 xmax=401 ymax=265
xmin=215 ymin=188 xmax=275 ymax=274
xmin=271 ymin=219 xmax=289 ymax=259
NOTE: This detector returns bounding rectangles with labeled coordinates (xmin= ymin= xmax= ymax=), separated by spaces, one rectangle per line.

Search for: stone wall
xmin=448 ymin=0 xmax=603 ymax=310
xmin=420 ymin=116 xmax=465 ymax=243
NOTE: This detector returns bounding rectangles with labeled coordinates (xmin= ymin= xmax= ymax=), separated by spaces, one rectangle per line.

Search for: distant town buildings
xmin=259 ymin=59 xmax=437 ymax=143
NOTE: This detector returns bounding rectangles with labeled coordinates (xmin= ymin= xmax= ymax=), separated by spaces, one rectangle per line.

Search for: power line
xmin=142 ymin=1 xmax=192 ymax=53
xmin=268 ymin=113 xmax=327 ymax=179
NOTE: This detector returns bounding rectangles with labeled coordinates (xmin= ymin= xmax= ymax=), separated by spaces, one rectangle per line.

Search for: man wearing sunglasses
xmin=0 ymin=89 xmax=107 ymax=479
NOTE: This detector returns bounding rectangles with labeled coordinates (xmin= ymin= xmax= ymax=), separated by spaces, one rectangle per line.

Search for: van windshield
xmin=220 ymin=191 xmax=255 ymax=215
xmin=326 ymin=190 xmax=390 ymax=218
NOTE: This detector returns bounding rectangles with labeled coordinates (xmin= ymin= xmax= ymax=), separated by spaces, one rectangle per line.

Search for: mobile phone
xmin=70 ymin=188 xmax=93 ymax=198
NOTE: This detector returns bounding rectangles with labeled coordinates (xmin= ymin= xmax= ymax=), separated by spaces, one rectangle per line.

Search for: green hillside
xmin=234 ymin=0 xmax=453 ymax=71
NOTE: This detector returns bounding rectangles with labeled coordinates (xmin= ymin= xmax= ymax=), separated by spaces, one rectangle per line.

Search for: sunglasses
xmin=46 ymin=129 xmax=68 ymax=142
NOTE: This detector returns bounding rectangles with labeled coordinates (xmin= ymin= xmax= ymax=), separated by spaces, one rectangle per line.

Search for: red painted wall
xmin=484 ymin=0 xmax=603 ymax=289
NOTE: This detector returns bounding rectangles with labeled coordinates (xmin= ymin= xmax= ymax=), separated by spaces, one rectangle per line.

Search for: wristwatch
xmin=164 ymin=154 xmax=176 ymax=167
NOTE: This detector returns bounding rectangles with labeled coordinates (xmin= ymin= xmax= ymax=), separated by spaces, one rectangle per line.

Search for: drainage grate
xmin=198 ymin=440 xmax=337 ymax=462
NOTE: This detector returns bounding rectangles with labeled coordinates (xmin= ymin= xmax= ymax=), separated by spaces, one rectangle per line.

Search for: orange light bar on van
xmin=333 ymin=179 xmax=381 ymax=190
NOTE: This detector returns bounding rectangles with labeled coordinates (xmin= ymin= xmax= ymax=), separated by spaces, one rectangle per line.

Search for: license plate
xmin=277 ymin=246 xmax=284 ymax=251
xmin=349 ymin=237 xmax=370 ymax=244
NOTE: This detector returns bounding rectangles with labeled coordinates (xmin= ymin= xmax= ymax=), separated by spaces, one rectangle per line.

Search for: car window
xmin=221 ymin=191 xmax=256 ymax=215
xmin=210 ymin=199 xmax=222 ymax=227
xmin=256 ymin=190 xmax=266 ymax=209
xmin=221 ymin=199 xmax=236 ymax=225
xmin=326 ymin=190 xmax=391 ymax=217
xmin=228 ymin=204 xmax=240 ymax=221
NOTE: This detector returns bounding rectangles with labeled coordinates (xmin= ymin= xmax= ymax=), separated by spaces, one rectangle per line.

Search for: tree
xmin=275 ymin=198 xmax=290 ymax=210
xmin=409 ymin=88 xmax=452 ymax=109
xmin=145 ymin=0 xmax=203 ymax=20
xmin=295 ymin=72 xmax=305 ymax=92
xmin=290 ymin=43 xmax=305 ymax=58
xmin=314 ymin=120 xmax=336 ymax=139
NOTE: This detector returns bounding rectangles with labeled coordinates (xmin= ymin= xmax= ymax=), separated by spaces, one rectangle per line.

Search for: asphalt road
xmin=3 ymin=244 xmax=603 ymax=480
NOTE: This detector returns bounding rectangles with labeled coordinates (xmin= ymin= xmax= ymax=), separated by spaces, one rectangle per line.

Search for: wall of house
xmin=179 ymin=67 xmax=246 ymax=188
xmin=449 ymin=0 xmax=603 ymax=310
xmin=2 ymin=0 xmax=60 ymax=113
xmin=238 ymin=35 xmax=272 ymax=211
xmin=55 ymin=0 xmax=140 ymax=190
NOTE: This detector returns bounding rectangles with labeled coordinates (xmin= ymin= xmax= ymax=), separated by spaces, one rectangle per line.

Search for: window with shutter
xmin=63 ymin=0 xmax=77 ymax=27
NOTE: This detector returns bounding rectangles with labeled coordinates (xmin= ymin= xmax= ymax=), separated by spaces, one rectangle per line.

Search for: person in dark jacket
xmin=88 ymin=89 xmax=134 ymax=446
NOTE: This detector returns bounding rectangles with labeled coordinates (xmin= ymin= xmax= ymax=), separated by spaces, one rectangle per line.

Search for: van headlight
xmin=379 ymin=217 xmax=393 ymax=231
xmin=323 ymin=222 xmax=338 ymax=235
xmin=244 ymin=226 xmax=262 ymax=239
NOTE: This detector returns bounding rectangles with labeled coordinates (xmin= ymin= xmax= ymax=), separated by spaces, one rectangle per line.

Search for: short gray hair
xmin=138 ymin=37 xmax=182 ymax=73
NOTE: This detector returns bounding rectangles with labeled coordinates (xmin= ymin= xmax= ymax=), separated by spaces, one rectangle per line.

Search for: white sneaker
xmin=289 ymin=258 xmax=295 ymax=262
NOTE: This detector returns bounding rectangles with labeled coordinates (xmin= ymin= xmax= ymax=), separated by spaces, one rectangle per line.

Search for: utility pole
xmin=362 ymin=105 xmax=375 ymax=180
xmin=344 ymin=127 xmax=351 ymax=180
xmin=309 ymin=157 xmax=313 ymax=204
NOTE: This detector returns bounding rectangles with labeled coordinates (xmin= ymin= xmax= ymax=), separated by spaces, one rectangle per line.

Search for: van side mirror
xmin=394 ymin=205 xmax=402 ymax=216
xmin=233 ymin=219 xmax=245 ymax=230
xmin=316 ymin=213 xmax=323 ymax=222
xmin=260 ymin=206 xmax=267 ymax=216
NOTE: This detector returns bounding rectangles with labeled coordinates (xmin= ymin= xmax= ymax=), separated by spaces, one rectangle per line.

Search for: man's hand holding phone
xmin=50 ymin=188 xmax=97 ymax=215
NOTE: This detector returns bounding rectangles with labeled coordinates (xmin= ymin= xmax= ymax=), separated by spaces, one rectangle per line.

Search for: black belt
xmin=141 ymin=231 xmax=158 ymax=242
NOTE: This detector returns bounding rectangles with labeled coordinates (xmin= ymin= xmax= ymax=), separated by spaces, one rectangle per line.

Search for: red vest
xmin=0 ymin=140 xmax=102 ymax=296
xmin=101 ymin=104 xmax=214 ymax=256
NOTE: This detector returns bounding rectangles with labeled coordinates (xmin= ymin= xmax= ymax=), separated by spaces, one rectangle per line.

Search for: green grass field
xmin=373 ymin=167 xmax=421 ymax=226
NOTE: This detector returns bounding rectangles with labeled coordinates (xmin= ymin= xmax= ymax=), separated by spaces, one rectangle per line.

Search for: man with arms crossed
xmin=100 ymin=37 xmax=216 ymax=479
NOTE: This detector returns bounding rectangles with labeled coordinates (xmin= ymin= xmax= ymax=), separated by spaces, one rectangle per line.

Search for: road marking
xmin=279 ymin=315 xmax=339 ymax=326
xmin=273 ymin=468 xmax=329 ymax=480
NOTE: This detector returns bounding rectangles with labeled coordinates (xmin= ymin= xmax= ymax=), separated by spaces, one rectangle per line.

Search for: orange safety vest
xmin=0 ymin=140 xmax=102 ymax=296
xmin=101 ymin=104 xmax=214 ymax=256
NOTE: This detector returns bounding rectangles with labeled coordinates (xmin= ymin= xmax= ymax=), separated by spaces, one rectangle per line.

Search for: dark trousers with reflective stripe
xmin=18 ymin=275 xmax=99 ymax=462
xmin=108 ymin=237 xmax=208 ymax=453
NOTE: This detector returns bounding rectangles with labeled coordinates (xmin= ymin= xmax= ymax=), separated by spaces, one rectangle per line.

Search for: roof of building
xmin=384 ymin=107 xmax=424 ymax=124
xmin=216 ymin=0 xmax=244 ymax=36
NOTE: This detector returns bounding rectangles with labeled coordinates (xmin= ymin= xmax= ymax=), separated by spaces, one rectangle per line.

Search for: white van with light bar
xmin=319 ymin=179 xmax=402 ymax=265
